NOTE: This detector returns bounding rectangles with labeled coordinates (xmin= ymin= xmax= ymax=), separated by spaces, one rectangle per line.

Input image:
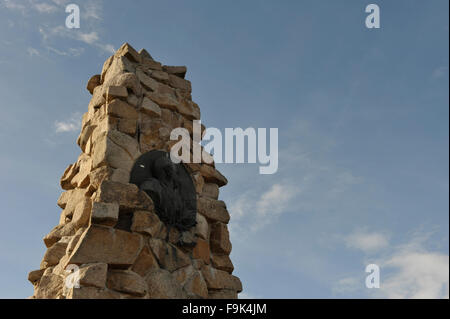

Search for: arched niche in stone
xmin=129 ymin=150 xmax=197 ymax=232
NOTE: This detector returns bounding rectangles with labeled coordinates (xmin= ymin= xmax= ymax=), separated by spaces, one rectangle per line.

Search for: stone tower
xmin=28 ymin=43 xmax=242 ymax=299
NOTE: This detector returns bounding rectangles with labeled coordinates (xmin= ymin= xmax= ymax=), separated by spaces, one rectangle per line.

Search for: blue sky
xmin=0 ymin=0 xmax=448 ymax=298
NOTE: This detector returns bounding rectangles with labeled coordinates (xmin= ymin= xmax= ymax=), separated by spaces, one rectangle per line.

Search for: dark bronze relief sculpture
xmin=130 ymin=150 xmax=197 ymax=232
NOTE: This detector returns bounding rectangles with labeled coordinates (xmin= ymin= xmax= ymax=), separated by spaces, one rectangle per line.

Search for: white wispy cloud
xmin=376 ymin=231 xmax=449 ymax=299
xmin=33 ymin=2 xmax=58 ymax=13
xmin=46 ymin=46 xmax=84 ymax=57
xmin=257 ymin=183 xmax=299 ymax=217
xmin=27 ymin=47 xmax=40 ymax=57
xmin=336 ymin=229 xmax=449 ymax=299
xmin=1 ymin=0 xmax=26 ymax=13
xmin=39 ymin=25 xmax=115 ymax=54
xmin=380 ymin=250 xmax=449 ymax=298
xmin=344 ymin=229 xmax=389 ymax=253
xmin=78 ymin=31 xmax=99 ymax=45
xmin=229 ymin=182 xmax=300 ymax=233
xmin=50 ymin=0 xmax=68 ymax=6
xmin=1 ymin=0 xmax=58 ymax=14
xmin=54 ymin=113 xmax=81 ymax=133
xmin=2 ymin=0 xmax=115 ymax=55
xmin=100 ymin=43 xmax=115 ymax=54
xmin=226 ymin=116 xmax=364 ymax=237
xmin=83 ymin=0 xmax=102 ymax=21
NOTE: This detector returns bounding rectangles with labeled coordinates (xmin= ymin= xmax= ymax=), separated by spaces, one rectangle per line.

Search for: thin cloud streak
xmin=335 ymin=229 xmax=449 ymax=299
xmin=2 ymin=0 xmax=115 ymax=55
xmin=38 ymin=25 xmax=115 ymax=55
xmin=344 ymin=229 xmax=389 ymax=253
xmin=54 ymin=113 xmax=81 ymax=133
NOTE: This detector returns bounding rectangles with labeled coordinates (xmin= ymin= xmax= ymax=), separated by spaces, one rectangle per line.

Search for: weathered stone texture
xmin=30 ymin=42 xmax=240 ymax=299
xmin=78 ymin=263 xmax=108 ymax=289
xmin=145 ymin=269 xmax=186 ymax=299
xmin=68 ymin=225 xmax=143 ymax=266
xmin=197 ymin=197 xmax=230 ymax=224
xmin=91 ymin=202 xmax=119 ymax=226
xmin=210 ymin=222 xmax=232 ymax=255
xmin=94 ymin=180 xmax=153 ymax=211
xmin=106 ymin=270 xmax=147 ymax=297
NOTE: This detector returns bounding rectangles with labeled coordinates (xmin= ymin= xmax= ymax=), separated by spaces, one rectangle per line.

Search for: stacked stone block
xmin=28 ymin=43 xmax=242 ymax=299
